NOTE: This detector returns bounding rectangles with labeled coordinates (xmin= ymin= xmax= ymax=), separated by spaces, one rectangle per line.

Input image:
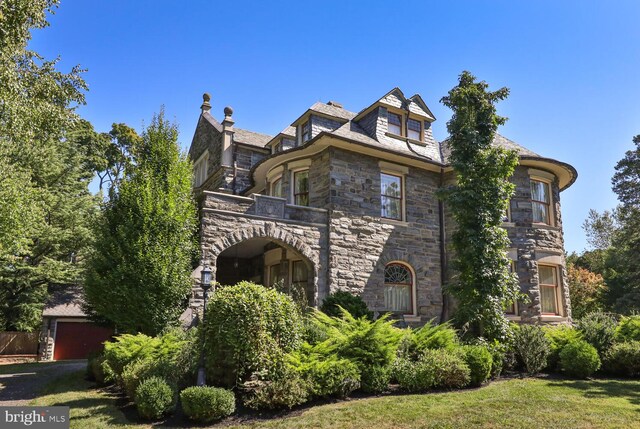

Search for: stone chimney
xmin=201 ymin=93 xmax=211 ymax=113
xmin=221 ymin=106 xmax=235 ymax=167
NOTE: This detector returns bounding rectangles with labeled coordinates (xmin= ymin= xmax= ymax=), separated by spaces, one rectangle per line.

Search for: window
xmin=505 ymin=261 xmax=517 ymax=315
xmin=273 ymin=141 xmax=282 ymax=153
xmin=271 ymin=177 xmax=283 ymax=198
xmin=539 ymin=265 xmax=560 ymax=315
xmin=381 ymin=173 xmax=402 ymax=220
xmin=193 ymin=152 xmax=209 ymax=187
xmin=293 ymin=170 xmax=309 ymax=206
xmin=269 ymin=263 xmax=284 ymax=288
xmin=301 ymin=121 xmax=310 ymax=143
xmin=531 ymin=179 xmax=551 ymax=224
xmin=407 ymin=118 xmax=422 ymax=141
xmin=292 ymin=260 xmax=308 ymax=291
xmin=384 ymin=263 xmax=413 ymax=314
xmin=387 ymin=112 xmax=402 ymax=135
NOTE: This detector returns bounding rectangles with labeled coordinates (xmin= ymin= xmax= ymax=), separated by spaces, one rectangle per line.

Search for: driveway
xmin=0 ymin=360 xmax=86 ymax=406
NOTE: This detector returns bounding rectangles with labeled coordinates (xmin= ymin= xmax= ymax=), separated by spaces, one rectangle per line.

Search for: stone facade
xmin=188 ymin=88 xmax=577 ymax=325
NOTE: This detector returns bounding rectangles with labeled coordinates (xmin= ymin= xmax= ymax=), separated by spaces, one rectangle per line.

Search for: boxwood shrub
xmin=559 ymin=339 xmax=601 ymax=378
xmin=135 ymin=376 xmax=176 ymax=420
xmin=180 ymin=386 xmax=235 ymax=423
xmin=459 ymin=345 xmax=493 ymax=386
xmin=576 ymin=312 xmax=618 ymax=356
xmin=203 ymin=282 xmax=303 ymax=388
xmin=544 ymin=325 xmax=582 ymax=371
xmin=604 ymin=340 xmax=640 ymax=377
xmin=360 ymin=364 xmax=391 ymax=394
xmin=304 ymin=357 xmax=361 ymax=399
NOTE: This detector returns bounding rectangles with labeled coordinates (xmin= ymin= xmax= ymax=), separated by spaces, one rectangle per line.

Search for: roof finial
xmin=224 ymin=106 xmax=234 ymax=118
xmin=201 ymin=93 xmax=211 ymax=113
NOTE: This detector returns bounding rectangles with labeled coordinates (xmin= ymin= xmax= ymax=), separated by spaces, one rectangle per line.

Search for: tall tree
xmin=607 ymin=135 xmax=640 ymax=312
xmin=84 ymin=110 xmax=198 ymax=335
xmin=0 ymin=0 xmax=96 ymax=331
xmin=440 ymin=71 xmax=520 ymax=341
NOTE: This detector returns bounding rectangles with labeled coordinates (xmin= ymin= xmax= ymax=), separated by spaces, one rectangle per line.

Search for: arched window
xmin=384 ymin=263 xmax=413 ymax=314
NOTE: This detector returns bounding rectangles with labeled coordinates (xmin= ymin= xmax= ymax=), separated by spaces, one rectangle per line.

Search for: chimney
xmin=221 ymin=106 xmax=235 ymax=167
xmin=201 ymin=93 xmax=211 ymax=113
xmin=327 ymin=101 xmax=343 ymax=108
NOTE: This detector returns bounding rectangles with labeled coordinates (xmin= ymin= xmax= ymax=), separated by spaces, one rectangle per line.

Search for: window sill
xmin=404 ymin=315 xmax=421 ymax=323
xmin=506 ymin=314 xmax=521 ymax=321
xmin=531 ymin=223 xmax=560 ymax=230
xmin=384 ymin=132 xmax=426 ymax=146
xmin=540 ymin=315 xmax=568 ymax=323
xmin=501 ymin=222 xmax=516 ymax=228
xmin=381 ymin=218 xmax=409 ymax=226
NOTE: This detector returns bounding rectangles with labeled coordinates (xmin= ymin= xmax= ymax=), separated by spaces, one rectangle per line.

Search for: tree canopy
xmin=439 ymin=71 xmax=520 ymax=341
xmin=84 ymin=110 xmax=198 ymax=335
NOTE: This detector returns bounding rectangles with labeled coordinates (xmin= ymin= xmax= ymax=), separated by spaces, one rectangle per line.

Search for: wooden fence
xmin=0 ymin=331 xmax=39 ymax=355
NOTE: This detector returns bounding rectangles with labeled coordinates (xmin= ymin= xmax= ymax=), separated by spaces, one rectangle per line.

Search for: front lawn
xmin=31 ymin=370 xmax=640 ymax=429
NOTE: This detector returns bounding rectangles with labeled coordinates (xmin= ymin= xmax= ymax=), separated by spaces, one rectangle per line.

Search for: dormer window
xmin=407 ymin=118 xmax=422 ymax=141
xmin=301 ymin=121 xmax=310 ymax=143
xmin=388 ymin=112 xmax=402 ymax=135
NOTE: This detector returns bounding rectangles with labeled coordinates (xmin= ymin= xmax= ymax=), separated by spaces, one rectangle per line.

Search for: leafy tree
xmin=567 ymin=264 xmax=607 ymax=319
xmin=439 ymin=71 xmax=520 ymax=341
xmin=84 ymin=110 xmax=198 ymax=335
xmin=0 ymin=0 xmax=96 ymax=331
xmin=583 ymin=208 xmax=618 ymax=251
xmin=606 ymin=135 xmax=640 ymax=312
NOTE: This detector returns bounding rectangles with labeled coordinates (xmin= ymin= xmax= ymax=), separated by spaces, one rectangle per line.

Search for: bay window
xmin=531 ymin=179 xmax=551 ymax=224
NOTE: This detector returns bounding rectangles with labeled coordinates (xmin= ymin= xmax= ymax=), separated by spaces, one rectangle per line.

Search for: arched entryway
xmin=206 ymin=225 xmax=320 ymax=306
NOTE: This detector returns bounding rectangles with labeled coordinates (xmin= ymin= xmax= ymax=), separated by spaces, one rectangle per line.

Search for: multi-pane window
xmin=271 ymin=177 xmax=282 ymax=198
xmin=531 ymin=179 xmax=551 ymax=224
xmin=301 ymin=121 xmax=310 ymax=143
xmin=292 ymin=260 xmax=308 ymax=291
xmin=384 ymin=263 xmax=413 ymax=314
xmin=387 ymin=112 xmax=402 ymax=135
xmin=539 ymin=265 xmax=559 ymax=315
xmin=407 ymin=118 xmax=422 ymax=141
xmin=293 ymin=170 xmax=309 ymax=206
xmin=381 ymin=173 xmax=402 ymax=220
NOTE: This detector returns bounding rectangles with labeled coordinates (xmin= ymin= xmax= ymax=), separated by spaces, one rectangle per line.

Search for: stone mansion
xmin=187 ymin=88 xmax=577 ymax=325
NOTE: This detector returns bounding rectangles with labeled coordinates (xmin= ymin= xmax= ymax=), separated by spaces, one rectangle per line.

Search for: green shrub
xmin=393 ymin=349 xmax=470 ymax=392
xmin=512 ymin=324 xmax=550 ymax=374
xmin=544 ymin=325 xmax=582 ymax=371
xmin=134 ymin=376 xmax=176 ymax=420
xmin=360 ymin=365 xmax=391 ymax=394
xmin=87 ymin=353 xmax=113 ymax=385
xmin=309 ymin=309 xmax=402 ymax=370
xmin=486 ymin=340 xmax=512 ymax=377
xmin=180 ymin=386 xmax=235 ymax=423
xmin=604 ymin=341 xmax=640 ymax=377
xmin=320 ymin=291 xmax=373 ymax=320
xmin=304 ymin=357 xmax=360 ymax=398
xmin=559 ymin=339 xmax=601 ymax=378
xmin=242 ymin=366 xmax=309 ymax=410
xmin=203 ymin=282 xmax=304 ymax=387
xmin=577 ymin=312 xmax=618 ymax=356
xmin=615 ymin=316 xmax=640 ymax=342
xmin=459 ymin=345 xmax=493 ymax=386
xmin=397 ymin=321 xmax=459 ymax=361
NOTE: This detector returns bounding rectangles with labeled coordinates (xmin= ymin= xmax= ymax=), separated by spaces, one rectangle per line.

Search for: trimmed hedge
xmin=304 ymin=357 xmax=361 ymax=399
xmin=576 ymin=312 xmax=617 ymax=356
xmin=203 ymin=282 xmax=304 ymax=388
xmin=393 ymin=349 xmax=470 ymax=392
xmin=135 ymin=376 xmax=176 ymax=420
xmin=559 ymin=339 xmax=601 ymax=379
xmin=544 ymin=325 xmax=582 ymax=371
xmin=360 ymin=364 xmax=391 ymax=394
xmin=180 ymin=386 xmax=235 ymax=423
xmin=605 ymin=341 xmax=640 ymax=377
xmin=615 ymin=316 xmax=640 ymax=342
xmin=460 ymin=345 xmax=493 ymax=386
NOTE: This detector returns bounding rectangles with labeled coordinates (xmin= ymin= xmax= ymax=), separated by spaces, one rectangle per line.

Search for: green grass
xmin=30 ymin=371 xmax=640 ymax=429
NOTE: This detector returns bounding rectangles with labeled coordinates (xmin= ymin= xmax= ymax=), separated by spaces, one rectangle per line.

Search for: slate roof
xmin=233 ymin=128 xmax=273 ymax=148
xmin=308 ymin=102 xmax=357 ymax=121
xmin=440 ymin=133 xmax=541 ymax=164
xmin=42 ymin=285 xmax=86 ymax=318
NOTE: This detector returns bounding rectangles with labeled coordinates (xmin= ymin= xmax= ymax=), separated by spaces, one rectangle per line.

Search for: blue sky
xmin=32 ymin=0 xmax=640 ymax=253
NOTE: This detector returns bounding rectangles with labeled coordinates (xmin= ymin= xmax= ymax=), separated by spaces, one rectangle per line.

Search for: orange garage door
xmin=53 ymin=322 xmax=113 ymax=360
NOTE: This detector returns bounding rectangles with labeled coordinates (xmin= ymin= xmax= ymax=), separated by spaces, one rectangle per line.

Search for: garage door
xmin=53 ymin=322 xmax=113 ymax=360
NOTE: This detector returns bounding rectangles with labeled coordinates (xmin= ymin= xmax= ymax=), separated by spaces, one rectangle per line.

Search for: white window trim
xmin=379 ymin=166 xmax=406 ymax=222
xmin=384 ymin=261 xmax=417 ymax=317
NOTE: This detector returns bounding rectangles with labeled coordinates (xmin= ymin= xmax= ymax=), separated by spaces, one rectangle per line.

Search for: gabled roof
xmin=308 ymin=101 xmax=357 ymax=121
xmin=43 ymin=285 xmax=86 ymax=318
xmin=233 ymin=128 xmax=272 ymax=148
xmin=354 ymin=87 xmax=436 ymax=122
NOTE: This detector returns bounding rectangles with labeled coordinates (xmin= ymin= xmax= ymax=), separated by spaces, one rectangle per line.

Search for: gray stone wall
xmin=326 ymin=148 xmax=443 ymax=322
